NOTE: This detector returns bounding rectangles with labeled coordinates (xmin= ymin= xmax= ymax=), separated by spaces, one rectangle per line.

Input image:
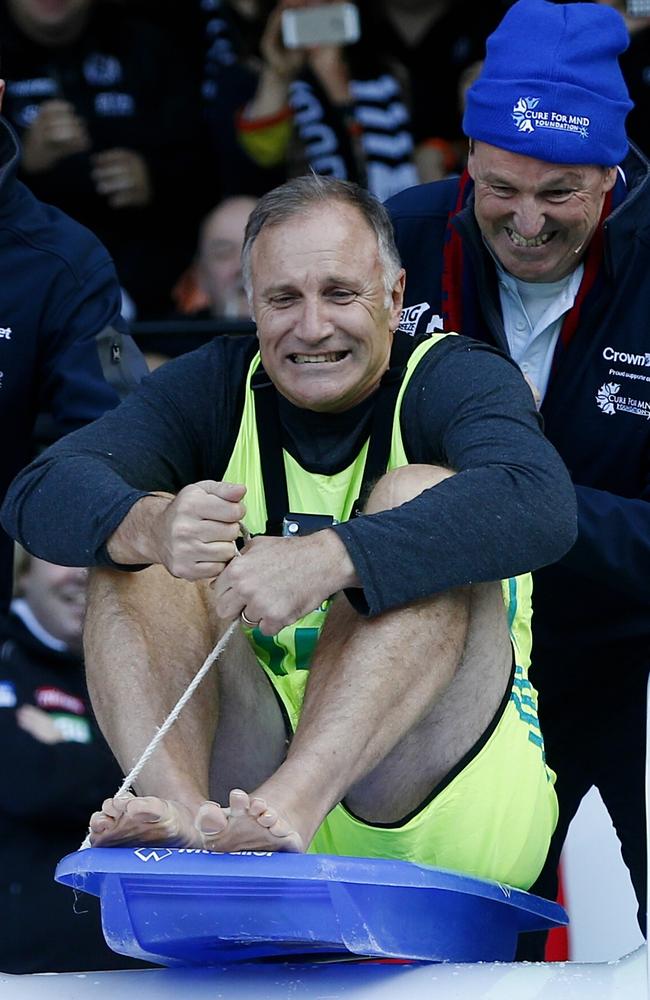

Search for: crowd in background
xmin=2 ymin=0 xmax=650 ymax=975
xmin=0 ymin=0 xmax=514 ymax=324
xmin=3 ymin=0 xmax=649 ymax=329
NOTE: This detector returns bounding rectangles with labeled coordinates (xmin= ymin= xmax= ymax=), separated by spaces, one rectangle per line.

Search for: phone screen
xmin=281 ymin=3 xmax=360 ymax=49
xmin=627 ymin=0 xmax=650 ymax=15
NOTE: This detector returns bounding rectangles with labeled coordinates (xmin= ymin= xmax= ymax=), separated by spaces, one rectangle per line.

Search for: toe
xmin=89 ymin=810 xmax=114 ymax=834
xmin=256 ymin=807 xmax=279 ymax=829
xmin=124 ymin=795 xmax=167 ymax=824
xmin=111 ymin=792 xmax=135 ymax=813
xmin=101 ymin=793 xmax=133 ymax=818
xmin=196 ymin=800 xmax=229 ymax=837
xmin=228 ymin=788 xmax=250 ymax=816
xmin=248 ymin=796 xmax=268 ymax=818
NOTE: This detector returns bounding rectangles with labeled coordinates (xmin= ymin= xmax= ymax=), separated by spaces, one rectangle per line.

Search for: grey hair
xmin=241 ymin=174 xmax=403 ymax=309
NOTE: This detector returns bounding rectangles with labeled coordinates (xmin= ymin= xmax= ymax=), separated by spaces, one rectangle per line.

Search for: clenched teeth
xmin=290 ymin=352 xmax=347 ymax=364
xmin=505 ymin=228 xmax=553 ymax=248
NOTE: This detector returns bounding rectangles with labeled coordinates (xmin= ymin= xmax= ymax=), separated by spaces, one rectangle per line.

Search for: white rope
xmin=80 ymin=619 xmax=239 ymax=850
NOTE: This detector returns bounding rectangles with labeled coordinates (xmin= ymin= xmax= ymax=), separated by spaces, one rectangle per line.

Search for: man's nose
xmin=512 ymin=198 xmax=545 ymax=239
xmin=297 ymin=297 xmax=331 ymax=341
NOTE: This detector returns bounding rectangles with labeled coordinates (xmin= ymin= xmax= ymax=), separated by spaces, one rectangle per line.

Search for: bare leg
xmin=85 ymin=564 xmax=223 ymax=846
xmin=197 ymin=464 xmax=512 ymax=852
xmin=85 ymin=563 xmax=291 ymax=847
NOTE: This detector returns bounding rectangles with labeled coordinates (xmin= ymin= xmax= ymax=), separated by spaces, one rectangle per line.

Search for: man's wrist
xmin=106 ymin=494 xmax=171 ymax=566
xmin=317 ymin=528 xmax=361 ymax=592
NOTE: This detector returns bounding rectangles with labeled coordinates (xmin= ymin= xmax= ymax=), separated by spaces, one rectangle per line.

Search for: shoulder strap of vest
xmin=250 ymin=366 xmax=289 ymax=536
xmin=251 ymin=333 xmax=425 ymax=534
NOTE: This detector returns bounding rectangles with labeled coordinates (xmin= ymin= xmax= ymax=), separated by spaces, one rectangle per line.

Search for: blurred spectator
xmin=200 ymin=0 xmax=420 ymax=201
xmin=0 ymin=551 xmax=147 ymax=972
xmin=0 ymin=0 xmax=210 ymax=318
xmin=0 ymin=56 xmax=147 ymax=617
xmin=173 ymin=195 xmax=257 ymax=319
xmin=363 ymin=0 xmax=510 ymax=179
xmin=197 ymin=0 xmax=288 ymax=196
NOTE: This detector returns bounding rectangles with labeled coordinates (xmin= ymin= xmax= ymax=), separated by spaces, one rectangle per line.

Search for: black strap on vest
xmin=251 ymin=334 xmax=422 ymax=535
xmin=251 ymin=366 xmax=290 ymax=536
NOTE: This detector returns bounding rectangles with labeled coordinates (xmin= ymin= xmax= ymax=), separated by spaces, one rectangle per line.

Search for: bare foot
xmin=89 ymin=792 xmax=203 ymax=848
xmin=196 ymin=789 xmax=305 ymax=853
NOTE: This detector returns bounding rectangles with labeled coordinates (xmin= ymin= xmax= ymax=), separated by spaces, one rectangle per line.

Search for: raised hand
xmin=21 ymin=99 xmax=90 ymax=173
xmin=91 ymin=147 xmax=152 ymax=208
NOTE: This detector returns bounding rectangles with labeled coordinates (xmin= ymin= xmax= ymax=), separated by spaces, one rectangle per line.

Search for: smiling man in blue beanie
xmin=386 ymin=0 xmax=648 ymax=953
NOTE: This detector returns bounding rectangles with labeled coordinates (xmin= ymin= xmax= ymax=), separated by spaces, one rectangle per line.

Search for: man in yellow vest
xmin=2 ymin=174 xmax=576 ymax=890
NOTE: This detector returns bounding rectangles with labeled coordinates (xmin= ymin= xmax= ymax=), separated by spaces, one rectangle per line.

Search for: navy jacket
xmin=387 ymin=145 xmax=650 ymax=668
xmin=0 ymin=116 xmax=145 ymax=612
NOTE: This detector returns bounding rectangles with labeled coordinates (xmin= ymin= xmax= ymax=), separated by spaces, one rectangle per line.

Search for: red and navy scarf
xmin=441 ymin=169 xmax=626 ymax=380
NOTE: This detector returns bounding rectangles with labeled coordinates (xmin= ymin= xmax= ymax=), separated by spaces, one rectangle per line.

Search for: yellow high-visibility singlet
xmin=222 ymin=335 xmax=555 ymax=888
xmin=223 ymin=335 xmax=533 ymax=728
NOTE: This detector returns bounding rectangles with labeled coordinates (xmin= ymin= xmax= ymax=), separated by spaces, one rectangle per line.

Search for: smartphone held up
xmin=281 ymin=2 xmax=360 ymax=49
xmin=626 ymin=0 xmax=650 ymax=15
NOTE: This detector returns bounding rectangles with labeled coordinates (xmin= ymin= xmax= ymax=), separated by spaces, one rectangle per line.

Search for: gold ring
xmin=240 ymin=610 xmax=260 ymax=628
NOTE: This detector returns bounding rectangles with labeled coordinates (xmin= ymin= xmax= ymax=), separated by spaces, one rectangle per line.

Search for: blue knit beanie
xmin=463 ymin=0 xmax=633 ymax=166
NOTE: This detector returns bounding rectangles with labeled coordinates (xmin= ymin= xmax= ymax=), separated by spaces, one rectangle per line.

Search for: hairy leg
xmin=85 ymin=564 xmax=224 ymax=846
xmin=203 ymin=464 xmax=511 ymax=852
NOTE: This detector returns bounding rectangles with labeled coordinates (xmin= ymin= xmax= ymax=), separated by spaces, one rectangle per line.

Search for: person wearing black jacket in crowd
xmin=0 ymin=552 xmax=146 ymax=973
xmin=0 ymin=63 xmax=146 ymax=619
xmin=0 ymin=0 xmax=210 ymax=318
xmin=201 ymin=0 xmax=420 ymax=201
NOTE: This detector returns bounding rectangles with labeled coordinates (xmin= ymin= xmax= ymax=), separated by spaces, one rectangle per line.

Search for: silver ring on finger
xmin=240 ymin=610 xmax=260 ymax=628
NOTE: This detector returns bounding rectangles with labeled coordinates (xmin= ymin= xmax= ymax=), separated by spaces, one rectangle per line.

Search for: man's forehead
xmin=259 ymin=201 xmax=372 ymax=240
xmin=474 ymin=142 xmax=600 ymax=184
xmin=251 ymin=204 xmax=378 ymax=267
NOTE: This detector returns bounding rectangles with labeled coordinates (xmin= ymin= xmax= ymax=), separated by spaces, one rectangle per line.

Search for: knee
xmin=87 ymin=564 xmax=210 ymax=630
xmin=364 ymin=463 xmax=455 ymax=514
xmin=87 ymin=565 xmax=133 ymax=608
xmin=88 ymin=563 xmax=168 ymax=607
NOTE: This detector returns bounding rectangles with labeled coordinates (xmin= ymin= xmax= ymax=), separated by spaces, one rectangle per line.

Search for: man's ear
xmin=388 ymin=269 xmax=406 ymax=332
xmin=467 ymin=139 xmax=476 ymax=181
xmin=603 ymin=165 xmax=618 ymax=194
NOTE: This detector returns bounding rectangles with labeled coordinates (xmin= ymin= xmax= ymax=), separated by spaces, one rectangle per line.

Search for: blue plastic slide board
xmin=55 ymin=849 xmax=567 ymax=967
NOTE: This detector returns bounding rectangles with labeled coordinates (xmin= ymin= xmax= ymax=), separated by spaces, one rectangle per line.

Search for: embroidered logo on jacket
xmin=596 ymin=382 xmax=650 ymax=419
xmin=596 ymin=382 xmax=620 ymax=415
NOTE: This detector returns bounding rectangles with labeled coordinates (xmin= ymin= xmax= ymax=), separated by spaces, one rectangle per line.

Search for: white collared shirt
xmin=497 ymin=263 xmax=583 ymax=403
